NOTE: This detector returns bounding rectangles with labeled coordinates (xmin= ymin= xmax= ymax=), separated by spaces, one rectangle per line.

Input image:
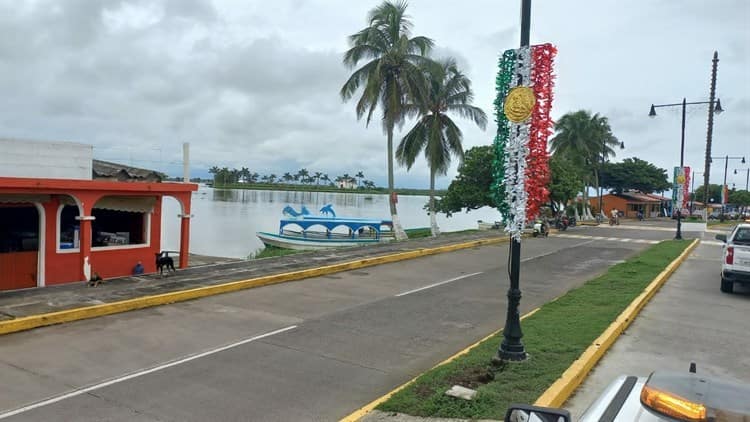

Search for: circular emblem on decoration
xmin=504 ymin=86 xmax=536 ymax=123
xmin=676 ymin=175 xmax=686 ymax=184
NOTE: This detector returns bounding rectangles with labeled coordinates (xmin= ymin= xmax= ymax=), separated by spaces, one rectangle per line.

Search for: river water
xmin=161 ymin=186 xmax=502 ymax=259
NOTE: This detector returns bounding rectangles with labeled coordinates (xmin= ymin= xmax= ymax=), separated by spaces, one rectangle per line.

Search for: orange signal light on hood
xmin=641 ymin=385 xmax=707 ymax=422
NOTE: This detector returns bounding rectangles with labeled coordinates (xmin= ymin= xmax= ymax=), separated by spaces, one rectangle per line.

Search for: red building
xmin=0 ymin=139 xmax=196 ymax=291
xmin=589 ymin=192 xmax=667 ymax=218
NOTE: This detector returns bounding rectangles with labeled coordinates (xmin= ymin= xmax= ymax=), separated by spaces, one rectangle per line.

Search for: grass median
xmin=377 ymin=239 xmax=692 ymax=419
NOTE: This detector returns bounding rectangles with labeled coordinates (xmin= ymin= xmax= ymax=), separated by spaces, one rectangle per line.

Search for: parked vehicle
xmin=556 ymin=215 xmax=570 ymax=231
xmin=504 ymin=364 xmax=750 ymax=421
xmin=716 ymin=223 xmax=750 ymax=293
xmin=532 ymin=220 xmax=549 ymax=238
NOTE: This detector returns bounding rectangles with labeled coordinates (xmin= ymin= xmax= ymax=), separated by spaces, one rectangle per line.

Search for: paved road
xmin=0 ymin=226 xmax=672 ymax=421
xmin=565 ymin=228 xmax=750 ymax=420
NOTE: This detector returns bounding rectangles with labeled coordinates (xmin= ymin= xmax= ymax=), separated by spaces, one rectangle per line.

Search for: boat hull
xmin=256 ymin=232 xmax=391 ymax=250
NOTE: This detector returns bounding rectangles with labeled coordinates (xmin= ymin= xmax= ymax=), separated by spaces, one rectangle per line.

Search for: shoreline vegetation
xmin=208 ymin=182 xmax=447 ymax=197
xmin=376 ymin=239 xmax=692 ymax=419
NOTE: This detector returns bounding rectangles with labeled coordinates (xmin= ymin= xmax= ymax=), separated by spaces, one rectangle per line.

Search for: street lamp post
xmin=735 ymin=168 xmax=750 ymax=191
xmin=711 ymin=155 xmax=746 ymax=216
xmin=495 ymin=0 xmax=531 ymax=363
xmin=649 ymin=98 xmax=723 ymax=239
xmin=598 ymin=140 xmax=625 ymax=222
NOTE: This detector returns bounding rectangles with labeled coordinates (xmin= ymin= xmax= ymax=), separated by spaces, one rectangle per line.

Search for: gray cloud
xmin=0 ymin=0 xmax=748 ymax=189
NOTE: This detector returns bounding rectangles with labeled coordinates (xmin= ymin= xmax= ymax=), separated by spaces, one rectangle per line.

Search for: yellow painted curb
xmin=534 ymin=238 xmax=700 ymax=408
xmin=0 ymin=236 xmax=508 ymax=336
xmin=339 ymin=308 xmax=540 ymax=422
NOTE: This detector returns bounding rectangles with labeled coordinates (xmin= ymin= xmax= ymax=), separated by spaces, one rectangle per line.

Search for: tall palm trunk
xmin=594 ymin=168 xmax=601 ymax=219
xmin=388 ymin=127 xmax=407 ymax=240
xmin=582 ymin=183 xmax=590 ymax=220
xmin=429 ymin=167 xmax=440 ymax=237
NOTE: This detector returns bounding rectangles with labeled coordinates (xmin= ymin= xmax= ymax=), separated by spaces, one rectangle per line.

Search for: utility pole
xmin=703 ymin=52 xmax=719 ymax=211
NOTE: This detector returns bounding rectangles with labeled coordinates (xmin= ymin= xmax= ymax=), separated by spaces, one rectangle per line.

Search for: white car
xmin=504 ymin=365 xmax=750 ymax=421
xmin=716 ymin=223 xmax=750 ymax=293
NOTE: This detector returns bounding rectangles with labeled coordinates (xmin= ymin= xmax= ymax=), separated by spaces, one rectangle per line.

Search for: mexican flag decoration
xmin=672 ymin=166 xmax=690 ymax=211
xmin=492 ymin=43 xmax=557 ymax=240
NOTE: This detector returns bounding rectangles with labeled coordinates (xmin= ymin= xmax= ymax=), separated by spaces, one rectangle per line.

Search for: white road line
xmin=395 ymin=272 xmax=483 ymax=297
xmin=702 ymin=240 xmax=725 ymax=246
xmin=521 ymin=240 xmax=594 ymax=262
xmin=0 ymin=325 xmax=298 ymax=420
xmin=556 ymin=234 xmax=660 ymax=245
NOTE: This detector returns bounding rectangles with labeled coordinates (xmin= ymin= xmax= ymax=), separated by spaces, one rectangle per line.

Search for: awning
xmin=93 ymin=196 xmax=156 ymax=213
xmin=0 ymin=194 xmax=51 ymax=204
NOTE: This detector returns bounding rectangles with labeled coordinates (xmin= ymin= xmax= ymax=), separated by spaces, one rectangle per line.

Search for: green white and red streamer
xmin=493 ymin=43 xmax=557 ymax=240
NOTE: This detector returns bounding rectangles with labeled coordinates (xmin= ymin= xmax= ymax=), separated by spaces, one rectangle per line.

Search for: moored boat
xmin=256 ymin=205 xmax=394 ymax=250
xmin=477 ymin=220 xmax=502 ymax=230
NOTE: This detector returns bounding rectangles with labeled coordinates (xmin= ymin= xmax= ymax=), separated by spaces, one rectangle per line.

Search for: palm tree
xmin=550 ymin=110 xmax=620 ymax=220
xmin=341 ymin=0 xmax=434 ymax=240
xmin=396 ymin=58 xmax=487 ymax=236
xmin=321 ymin=174 xmax=331 ymax=185
xmin=297 ymin=168 xmax=310 ymax=184
xmin=355 ymin=171 xmax=365 ymax=188
xmin=209 ymin=166 xmax=220 ymax=185
xmin=283 ymin=172 xmax=293 ymax=184
xmin=269 ymin=174 xmax=277 ymax=184
xmin=314 ymin=171 xmax=323 ymax=185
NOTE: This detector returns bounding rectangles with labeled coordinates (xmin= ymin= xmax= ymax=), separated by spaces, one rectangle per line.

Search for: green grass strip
xmin=377 ymin=239 xmax=692 ymax=419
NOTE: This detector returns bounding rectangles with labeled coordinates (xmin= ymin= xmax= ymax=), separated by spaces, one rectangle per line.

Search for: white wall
xmin=0 ymin=138 xmax=92 ymax=180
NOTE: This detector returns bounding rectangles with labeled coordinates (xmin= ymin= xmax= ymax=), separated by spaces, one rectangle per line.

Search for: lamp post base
xmin=493 ymin=342 xmax=528 ymax=362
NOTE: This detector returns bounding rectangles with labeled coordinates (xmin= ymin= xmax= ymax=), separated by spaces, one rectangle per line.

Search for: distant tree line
xmin=208 ymin=167 xmax=375 ymax=189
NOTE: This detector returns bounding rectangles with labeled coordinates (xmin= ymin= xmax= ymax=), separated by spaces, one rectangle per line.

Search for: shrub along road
xmin=0 ymin=225 xmax=677 ymax=421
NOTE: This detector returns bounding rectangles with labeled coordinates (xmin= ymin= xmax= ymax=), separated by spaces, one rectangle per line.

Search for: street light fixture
xmin=735 ymin=168 xmax=750 ymax=191
xmin=648 ymin=98 xmax=723 ymax=239
xmin=711 ymin=155 xmax=746 ymax=217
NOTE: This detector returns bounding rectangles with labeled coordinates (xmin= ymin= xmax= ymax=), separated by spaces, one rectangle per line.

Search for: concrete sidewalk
xmin=563 ymin=240 xmax=750 ymax=419
xmin=0 ymin=231 xmax=504 ymax=322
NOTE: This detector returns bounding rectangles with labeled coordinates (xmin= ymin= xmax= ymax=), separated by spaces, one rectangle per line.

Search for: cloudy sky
xmin=1 ymin=0 xmax=748 ymax=189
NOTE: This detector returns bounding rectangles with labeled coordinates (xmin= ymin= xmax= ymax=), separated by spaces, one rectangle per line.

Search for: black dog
xmin=155 ymin=252 xmax=176 ymax=276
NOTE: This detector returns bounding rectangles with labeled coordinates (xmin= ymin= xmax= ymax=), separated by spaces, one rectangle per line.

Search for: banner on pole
xmin=672 ymin=166 xmax=689 ymax=212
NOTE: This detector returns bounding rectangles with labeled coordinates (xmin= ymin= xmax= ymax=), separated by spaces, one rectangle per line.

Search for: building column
xmin=75 ymin=215 xmax=95 ymax=281
xmin=74 ymin=194 xmax=98 ymax=282
xmin=178 ymin=214 xmax=191 ymax=269
xmin=172 ymin=192 xmax=193 ymax=270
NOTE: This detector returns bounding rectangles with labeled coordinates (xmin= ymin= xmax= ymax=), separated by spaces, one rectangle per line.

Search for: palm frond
xmin=340 ymin=59 xmax=379 ymax=100
xmin=447 ymin=104 xmax=487 ymax=129
xmin=396 ymin=119 xmax=428 ymax=169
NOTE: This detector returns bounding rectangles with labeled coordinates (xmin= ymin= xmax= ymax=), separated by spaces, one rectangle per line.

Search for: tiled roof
xmin=92 ymin=160 xmax=164 ymax=182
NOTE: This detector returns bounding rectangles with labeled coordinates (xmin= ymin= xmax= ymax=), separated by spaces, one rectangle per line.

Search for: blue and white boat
xmin=255 ymin=204 xmax=394 ymax=250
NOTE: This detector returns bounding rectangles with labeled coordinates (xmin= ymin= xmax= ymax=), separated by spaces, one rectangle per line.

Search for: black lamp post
xmin=649 ymin=98 xmax=723 ymax=239
xmin=735 ymin=168 xmax=750 ymax=191
xmin=710 ymin=155 xmax=746 ymax=216
xmin=598 ymin=140 xmax=625 ymax=222
xmin=494 ymin=0 xmax=532 ymax=363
